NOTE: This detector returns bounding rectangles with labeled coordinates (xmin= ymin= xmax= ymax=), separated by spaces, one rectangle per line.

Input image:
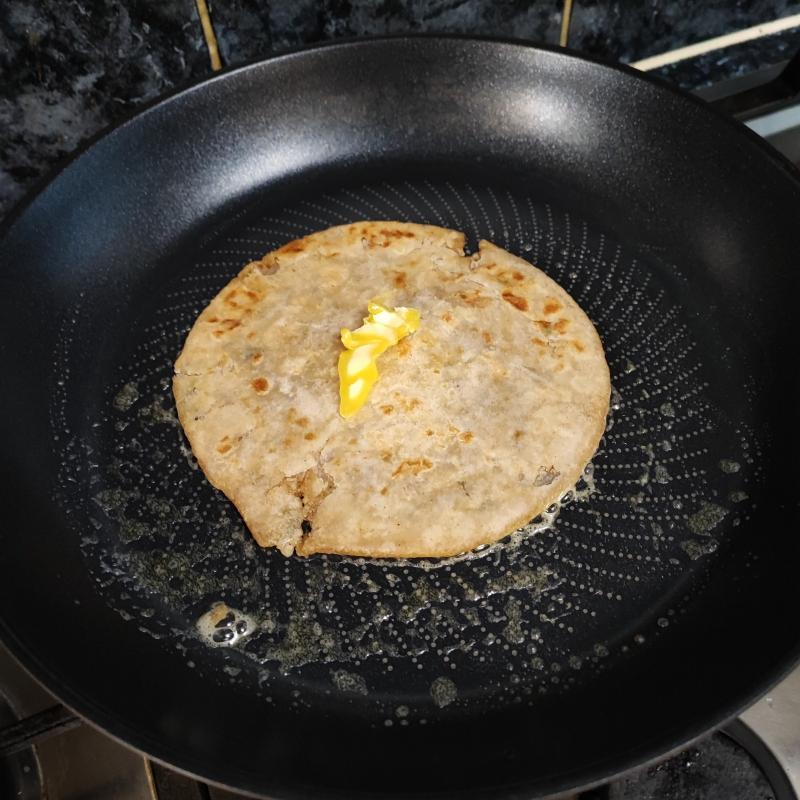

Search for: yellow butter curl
xmin=338 ymin=301 xmax=420 ymax=418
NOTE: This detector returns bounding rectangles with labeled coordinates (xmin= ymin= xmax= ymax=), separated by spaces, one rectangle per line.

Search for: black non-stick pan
xmin=1 ymin=36 xmax=799 ymax=799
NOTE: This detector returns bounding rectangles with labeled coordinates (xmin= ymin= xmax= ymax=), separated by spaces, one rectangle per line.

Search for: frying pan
xmin=1 ymin=36 xmax=799 ymax=799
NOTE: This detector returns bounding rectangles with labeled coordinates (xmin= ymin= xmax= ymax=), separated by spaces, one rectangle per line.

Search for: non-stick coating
xmin=1 ymin=38 xmax=799 ymax=799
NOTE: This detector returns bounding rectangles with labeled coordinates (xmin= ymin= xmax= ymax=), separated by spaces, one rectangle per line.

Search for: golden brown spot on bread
xmin=460 ymin=431 xmax=474 ymax=443
xmin=244 ymin=290 xmax=259 ymax=301
xmin=392 ymin=458 xmax=433 ymax=477
xmin=212 ymin=321 xmax=238 ymax=336
xmin=531 ymin=337 xmax=547 ymax=347
xmin=482 ymin=331 xmax=493 ymax=345
xmin=396 ymin=338 xmax=411 ymax=358
xmin=381 ymin=405 xmax=394 ymax=415
xmin=216 ymin=437 xmax=233 ymax=455
xmin=572 ymin=339 xmax=586 ymax=352
xmin=304 ymin=432 xmax=316 ymax=440
xmin=278 ymin=238 xmax=306 ymax=254
xmin=393 ymin=271 xmax=407 ymax=288
xmin=404 ymin=397 xmax=421 ymax=410
xmin=381 ymin=451 xmax=392 ymax=462
xmin=535 ymin=317 xmax=569 ymax=334
xmin=246 ymin=331 xmax=256 ymax=340
xmin=207 ymin=316 xmax=219 ymax=323
xmin=287 ymin=409 xmax=309 ymax=427
xmin=380 ymin=228 xmax=415 ymax=238
xmin=251 ymin=351 xmax=263 ymax=365
xmin=513 ymin=430 xmax=524 ymax=440
xmin=543 ymin=299 xmax=562 ymax=315
xmin=502 ymin=291 xmax=528 ymax=312
xmin=442 ymin=311 xmax=454 ymax=323
xmin=380 ymin=486 xmax=388 ymax=495
xmin=426 ymin=429 xmax=434 ymax=436
xmin=251 ymin=377 xmax=269 ymax=394
xmin=457 ymin=289 xmax=491 ymax=308
xmin=498 ymin=269 xmax=526 ymax=284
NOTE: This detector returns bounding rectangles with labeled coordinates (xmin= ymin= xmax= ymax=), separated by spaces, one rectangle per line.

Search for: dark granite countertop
xmin=1 ymin=0 xmax=799 ymax=219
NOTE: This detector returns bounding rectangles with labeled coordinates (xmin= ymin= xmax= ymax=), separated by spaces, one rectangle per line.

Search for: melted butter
xmin=338 ymin=301 xmax=420 ymax=417
xmin=196 ymin=602 xmax=257 ymax=648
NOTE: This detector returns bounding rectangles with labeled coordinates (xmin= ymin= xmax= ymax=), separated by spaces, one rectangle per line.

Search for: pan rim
xmin=3 ymin=622 xmax=800 ymax=798
xmin=2 ymin=32 xmax=799 ymax=239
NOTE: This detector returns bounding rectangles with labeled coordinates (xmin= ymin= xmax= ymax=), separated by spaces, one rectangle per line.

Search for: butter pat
xmin=338 ymin=300 xmax=420 ymax=418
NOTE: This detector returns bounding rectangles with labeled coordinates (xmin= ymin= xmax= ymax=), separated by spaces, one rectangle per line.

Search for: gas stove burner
xmin=576 ymin=721 xmax=795 ymax=800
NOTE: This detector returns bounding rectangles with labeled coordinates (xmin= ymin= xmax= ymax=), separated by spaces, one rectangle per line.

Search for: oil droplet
xmin=331 ymin=669 xmax=368 ymax=695
xmin=430 ymin=676 xmax=458 ymax=708
xmin=687 ymin=501 xmax=728 ymax=536
xmin=659 ymin=402 xmax=675 ymax=417
xmin=653 ymin=464 xmax=671 ymax=484
xmin=113 ymin=382 xmax=139 ymax=412
xmin=196 ymin=602 xmax=256 ymax=648
xmin=681 ymin=538 xmax=719 ymax=560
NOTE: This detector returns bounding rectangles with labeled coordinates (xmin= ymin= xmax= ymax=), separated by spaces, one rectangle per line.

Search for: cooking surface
xmin=57 ymin=178 xmax=761 ymax=712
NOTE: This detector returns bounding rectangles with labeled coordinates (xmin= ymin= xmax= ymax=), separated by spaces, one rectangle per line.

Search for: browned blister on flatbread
xmin=173 ymin=222 xmax=610 ymax=558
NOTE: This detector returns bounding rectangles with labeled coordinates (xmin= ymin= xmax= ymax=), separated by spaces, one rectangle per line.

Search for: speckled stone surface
xmin=652 ymin=26 xmax=800 ymax=90
xmin=568 ymin=0 xmax=800 ymax=62
xmin=0 ymin=0 xmax=208 ymax=215
xmin=266 ymin=0 xmax=561 ymax=49
xmin=1 ymin=0 xmax=799 ymax=218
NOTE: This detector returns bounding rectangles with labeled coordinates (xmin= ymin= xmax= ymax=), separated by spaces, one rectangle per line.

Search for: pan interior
xmin=52 ymin=176 xmax=765 ymax=719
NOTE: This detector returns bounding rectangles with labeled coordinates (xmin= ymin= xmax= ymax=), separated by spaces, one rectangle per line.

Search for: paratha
xmin=173 ymin=222 xmax=610 ymax=558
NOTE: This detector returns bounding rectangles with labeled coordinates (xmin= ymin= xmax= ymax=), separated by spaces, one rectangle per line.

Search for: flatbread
xmin=173 ymin=222 xmax=610 ymax=558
